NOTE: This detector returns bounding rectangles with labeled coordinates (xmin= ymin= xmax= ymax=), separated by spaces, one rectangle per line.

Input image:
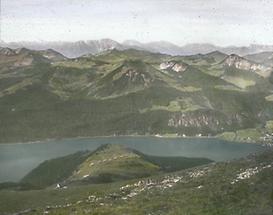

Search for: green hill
xmin=18 ymin=144 xmax=212 ymax=189
xmin=67 ymin=144 xmax=160 ymax=184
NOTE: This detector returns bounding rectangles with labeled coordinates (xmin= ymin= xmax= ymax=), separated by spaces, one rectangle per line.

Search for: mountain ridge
xmin=2 ymin=39 xmax=273 ymax=58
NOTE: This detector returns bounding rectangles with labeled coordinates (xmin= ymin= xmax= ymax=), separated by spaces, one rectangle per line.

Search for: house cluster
xmin=55 ymin=183 xmax=67 ymax=189
xmin=230 ymin=163 xmax=272 ymax=185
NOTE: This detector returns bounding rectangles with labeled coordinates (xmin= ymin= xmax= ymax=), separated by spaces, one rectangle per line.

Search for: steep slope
xmin=21 ymin=151 xmax=90 ymax=189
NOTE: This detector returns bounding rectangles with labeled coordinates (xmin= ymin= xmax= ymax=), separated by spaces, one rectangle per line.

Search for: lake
xmin=0 ymin=136 xmax=265 ymax=182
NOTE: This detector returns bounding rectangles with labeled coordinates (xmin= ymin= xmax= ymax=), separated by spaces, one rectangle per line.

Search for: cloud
xmin=2 ymin=0 xmax=273 ymax=45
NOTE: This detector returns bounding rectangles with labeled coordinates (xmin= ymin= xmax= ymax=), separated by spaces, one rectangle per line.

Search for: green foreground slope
xmin=0 ymin=150 xmax=272 ymax=215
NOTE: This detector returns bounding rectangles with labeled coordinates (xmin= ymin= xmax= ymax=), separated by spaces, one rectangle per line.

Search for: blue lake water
xmin=0 ymin=136 xmax=265 ymax=182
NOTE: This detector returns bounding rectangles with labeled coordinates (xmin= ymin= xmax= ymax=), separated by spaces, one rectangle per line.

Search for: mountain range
xmin=2 ymin=39 xmax=273 ymax=58
xmin=1 ymin=46 xmax=273 ymax=143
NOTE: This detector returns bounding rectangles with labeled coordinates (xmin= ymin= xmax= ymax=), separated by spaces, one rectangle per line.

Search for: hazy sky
xmin=2 ymin=0 xmax=273 ymax=46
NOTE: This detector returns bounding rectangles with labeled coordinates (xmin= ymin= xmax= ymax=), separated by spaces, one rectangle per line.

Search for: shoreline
xmin=0 ymin=134 xmax=264 ymax=146
xmin=0 ymin=134 xmax=220 ymax=145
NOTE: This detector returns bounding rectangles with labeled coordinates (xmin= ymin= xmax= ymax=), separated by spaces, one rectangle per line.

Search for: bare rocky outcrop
xmin=167 ymin=111 xmax=236 ymax=131
xmin=160 ymin=61 xmax=188 ymax=73
xmin=0 ymin=47 xmax=16 ymax=56
xmin=224 ymin=54 xmax=272 ymax=78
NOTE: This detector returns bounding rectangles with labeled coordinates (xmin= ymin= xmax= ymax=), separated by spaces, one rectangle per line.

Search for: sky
xmin=1 ymin=0 xmax=273 ymax=46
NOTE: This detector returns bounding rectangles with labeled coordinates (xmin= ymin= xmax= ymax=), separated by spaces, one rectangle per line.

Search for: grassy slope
xmin=68 ymin=144 xmax=160 ymax=184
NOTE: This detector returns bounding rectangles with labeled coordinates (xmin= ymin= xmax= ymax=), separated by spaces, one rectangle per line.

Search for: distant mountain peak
xmin=15 ymin=47 xmax=32 ymax=55
xmin=224 ymin=54 xmax=272 ymax=77
xmin=224 ymin=53 xmax=252 ymax=63
xmin=0 ymin=47 xmax=16 ymax=56
xmin=206 ymin=50 xmax=226 ymax=56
